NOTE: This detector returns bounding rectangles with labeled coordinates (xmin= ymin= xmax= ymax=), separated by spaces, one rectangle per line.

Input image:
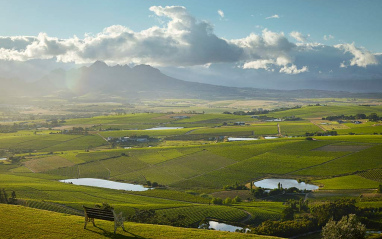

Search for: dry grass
xmin=24 ymin=156 xmax=75 ymax=172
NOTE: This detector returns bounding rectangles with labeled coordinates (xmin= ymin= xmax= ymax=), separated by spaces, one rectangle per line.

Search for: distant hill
xmin=1 ymin=61 xmax=382 ymax=100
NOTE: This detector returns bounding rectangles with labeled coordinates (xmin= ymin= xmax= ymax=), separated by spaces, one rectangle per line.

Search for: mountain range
xmin=1 ymin=61 xmax=381 ymax=101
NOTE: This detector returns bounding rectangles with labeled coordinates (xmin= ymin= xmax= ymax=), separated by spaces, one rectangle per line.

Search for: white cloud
xmin=323 ymin=35 xmax=334 ymax=41
xmin=334 ymin=43 xmax=378 ymax=67
xmin=0 ymin=5 xmax=378 ymax=77
xmin=265 ymin=14 xmax=280 ymax=19
xmin=0 ymin=7 xmax=296 ymax=68
xmin=290 ymin=31 xmax=309 ymax=42
xmin=279 ymin=64 xmax=308 ymax=74
xmin=243 ymin=59 xmax=274 ymax=70
xmin=218 ymin=9 xmax=224 ymax=18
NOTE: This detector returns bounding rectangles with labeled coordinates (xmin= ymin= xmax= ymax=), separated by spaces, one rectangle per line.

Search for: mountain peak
xmin=89 ymin=60 xmax=108 ymax=69
xmin=132 ymin=64 xmax=160 ymax=74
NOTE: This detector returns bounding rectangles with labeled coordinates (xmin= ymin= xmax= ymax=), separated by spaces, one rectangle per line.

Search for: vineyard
xmin=0 ymin=105 xmax=381 ymax=237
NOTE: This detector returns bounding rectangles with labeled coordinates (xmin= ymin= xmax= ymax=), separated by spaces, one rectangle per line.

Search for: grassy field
xmin=266 ymin=105 xmax=382 ymax=119
xmin=1 ymin=105 xmax=382 ymax=237
xmin=315 ymin=175 xmax=381 ymax=190
xmin=0 ymin=204 xmax=279 ymax=239
xmin=295 ymin=144 xmax=382 ymax=176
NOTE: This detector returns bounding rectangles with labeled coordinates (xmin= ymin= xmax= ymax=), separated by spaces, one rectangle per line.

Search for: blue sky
xmin=1 ymin=0 xmax=381 ymax=51
xmin=0 ymin=0 xmax=381 ymax=90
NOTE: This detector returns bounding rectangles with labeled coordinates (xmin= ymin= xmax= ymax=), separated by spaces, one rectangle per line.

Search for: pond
xmin=59 ymin=178 xmax=150 ymax=191
xmin=145 ymin=127 xmax=184 ymax=130
xmin=264 ymin=136 xmax=278 ymax=139
xmin=227 ymin=137 xmax=258 ymax=141
xmin=200 ymin=221 xmax=248 ymax=232
xmin=0 ymin=158 xmax=7 ymax=161
xmin=254 ymin=178 xmax=319 ymax=190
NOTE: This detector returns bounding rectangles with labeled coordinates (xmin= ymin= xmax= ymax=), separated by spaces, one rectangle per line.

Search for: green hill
xmin=0 ymin=204 xmax=281 ymax=239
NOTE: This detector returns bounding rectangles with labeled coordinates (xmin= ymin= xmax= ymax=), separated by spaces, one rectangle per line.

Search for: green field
xmin=1 ymin=104 xmax=382 ymax=238
xmin=0 ymin=204 xmax=278 ymax=239
xmin=315 ymin=175 xmax=381 ymax=189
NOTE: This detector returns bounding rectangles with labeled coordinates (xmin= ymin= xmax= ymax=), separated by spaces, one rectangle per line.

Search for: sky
xmin=0 ymin=0 xmax=381 ymax=90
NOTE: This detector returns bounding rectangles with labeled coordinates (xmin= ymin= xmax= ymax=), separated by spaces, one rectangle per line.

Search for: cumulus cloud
xmin=0 ymin=6 xmax=243 ymax=66
xmin=243 ymin=59 xmax=274 ymax=70
xmin=290 ymin=31 xmax=309 ymax=42
xmin=218 ymin=9 xmax=224 ymax=18
xmin=323 ymin=35 xmax=334 ymax=41
xmin=0 ymin=5 xmax=377 ymax=76
xmin=266 ymin=14 xmax=280 ymax=19
xmin=335 ymin=43 xmax=378 ymax=67
xmin=279 ymin=64 xmax=308 ymax=74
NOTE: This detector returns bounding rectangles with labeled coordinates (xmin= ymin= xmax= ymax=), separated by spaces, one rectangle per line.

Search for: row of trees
xmin=305 ymin=131 xmax=338 ymax=136
xmin=223 ymin=105 xmax=301 ymax=116
xmin=323 ymin=113 xmax=380 ymax=122
xmin=127 ymin=208 xmax=188 ymax=227
xmin=210 ymin=196 xmax=241 ymax=205
xmin=249 ymin=199 xmax=372 ymax=238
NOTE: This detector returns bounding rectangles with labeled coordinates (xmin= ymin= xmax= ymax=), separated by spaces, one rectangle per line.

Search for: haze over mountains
xmin=1 ymin=60 xmax=381 ymax=101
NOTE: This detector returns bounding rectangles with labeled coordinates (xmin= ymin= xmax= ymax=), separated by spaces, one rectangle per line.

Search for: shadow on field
xmin=85 ymin=225 xmax=146 ymax=238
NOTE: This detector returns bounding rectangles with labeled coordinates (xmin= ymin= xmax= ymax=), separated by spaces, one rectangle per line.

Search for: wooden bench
xmin=83 ymin=206 xmax=126 ymax=234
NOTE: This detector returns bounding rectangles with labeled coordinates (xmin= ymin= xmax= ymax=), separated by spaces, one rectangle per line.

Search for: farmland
xmin=0 ymin=99 xmax=382 ymax=238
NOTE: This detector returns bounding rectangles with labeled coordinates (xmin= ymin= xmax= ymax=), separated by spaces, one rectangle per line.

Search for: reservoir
xmin=254 ymin=178 xmax=319 ymax=190
xmin=227 ymin=137 xmax=258 ymax=141
xmin=59 ymin=178 xmax=150 ymax=191
xmin=145 ymin=127 xmax=184 ymax=130
xmin=201 ymin=221 xmax=247 ymax=232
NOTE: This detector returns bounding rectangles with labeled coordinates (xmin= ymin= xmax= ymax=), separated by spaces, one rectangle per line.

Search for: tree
xmin=378 ymin=184 xmax=382 ymax=193
xmin=9 ymin=191 xmax=17 ymax=204
xmin=282 ymin=207 xmax=294 ymax=221
xmin=310 ymin=199 xmax=357 ymax=226
xmin=223 ymin=197 xmax=232 ymax=205
xmin=322 ymin=214 xmax=366 ymax=239
xmin=355 ymin=113 xmax=366 ymax=119
xmin=368 ymin=113 xmax=379 ymax=122
xmin=211 ymin=197 xmax=223 ymax=205
xmin=233 ymin=196 xmax=242 ymax=203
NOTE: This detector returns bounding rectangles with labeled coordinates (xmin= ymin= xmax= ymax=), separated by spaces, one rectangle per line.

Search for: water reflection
xmin=59 ymin=178 xmax=150 ymax=191
xmin=200 ymin=220 xmax=248 ymax=232
xmin=145 ymin=127 xmax=184 ymax=130
xmin=254 ymin=178 xmax=319 ymax=190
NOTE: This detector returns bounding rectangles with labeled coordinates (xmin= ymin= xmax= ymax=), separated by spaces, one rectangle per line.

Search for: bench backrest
xmin=83 ymin=206 xmax=114 ymax=221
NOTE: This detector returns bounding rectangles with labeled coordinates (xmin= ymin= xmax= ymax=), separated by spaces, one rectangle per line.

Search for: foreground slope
xmin=0 ymin=204 xmax=281 ymax=239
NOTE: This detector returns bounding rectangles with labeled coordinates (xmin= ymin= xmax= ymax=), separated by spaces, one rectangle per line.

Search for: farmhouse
xmin=265 ymin=118 xmax=283 ymax=122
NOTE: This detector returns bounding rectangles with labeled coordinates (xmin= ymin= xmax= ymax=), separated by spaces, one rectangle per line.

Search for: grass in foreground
xmin=0 ymin=204 xmax=280 ymax=239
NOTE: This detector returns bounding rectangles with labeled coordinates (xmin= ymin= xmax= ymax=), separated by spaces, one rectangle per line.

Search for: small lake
xmin=228 ymin=137 xmax=258 ymax=141
xmin=254 ymin=179 xmax=319 ymax=190
xmin=0 ymin=158 xmax=7 ymax=161
xmin=59 ymin=178 xmax=150 ymax=191
xmin=145 ymin=127 xmax=184 ymax=130
xmin=201 ymin=221 xmax=247 ymax=232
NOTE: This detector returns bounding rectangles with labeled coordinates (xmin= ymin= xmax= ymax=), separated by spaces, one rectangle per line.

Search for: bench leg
xmin=84 ymin=215 xmax=88 ymax=229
